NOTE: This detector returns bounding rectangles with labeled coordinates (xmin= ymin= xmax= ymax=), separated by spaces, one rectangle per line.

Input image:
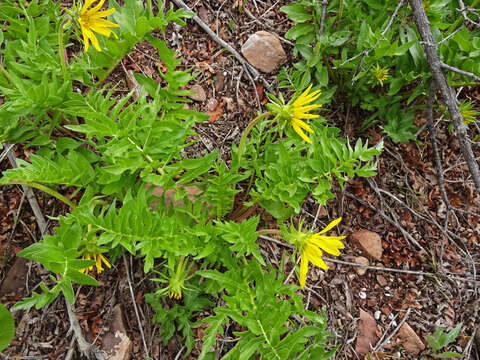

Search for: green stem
xmin=8 ymin=180 xmax=76 ymax=209
xmin=237 ymin=112 xmax=270 ymax=162
xmin=257 ymin=229 xmax=282 ymax=236
xmin=95 ymin=57 xmax=123 ymax=88
xmin=176 ymin=255 xmax=185 ymax=274
xmin=58 ymin=18 xmax=70 ymax=78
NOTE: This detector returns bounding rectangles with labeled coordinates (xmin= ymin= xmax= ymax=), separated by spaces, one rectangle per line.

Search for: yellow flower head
xmin=289 ymin=84 xmax=322 ymax=143
xmin=80 ymin=252 xmax=111 ymax=274
xmin=168 ymin=289 xmax=183 ymax=300
xmin=374 ymin=67 xmax=389 ymax=86
xmin=285 ymin=217 xmax=346 ymax=289
xmin=78 ymin=0 xmax=119 ymax=52
xmin=267 ymin=84 xmax=322 ymax=144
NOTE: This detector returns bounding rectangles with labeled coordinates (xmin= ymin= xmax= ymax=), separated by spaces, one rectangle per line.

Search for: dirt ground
xmin=1 ymin=0 xmax=480 ymax=359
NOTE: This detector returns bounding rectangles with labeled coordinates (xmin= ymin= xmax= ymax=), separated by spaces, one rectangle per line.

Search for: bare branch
xmin=319 ymin=0 xmax=329 ymax=37
xmin=409 ymin=0 xmax=480 ymax=192
xmin=4 ymin=143 xmax=49 ymax=236
xmin=440 ymin=62 xmax=480 ymax=82
xmin=123 ymin=254 xmax=149 ymax=357
xmin=457 ymin=0 xmax=480 ymax=27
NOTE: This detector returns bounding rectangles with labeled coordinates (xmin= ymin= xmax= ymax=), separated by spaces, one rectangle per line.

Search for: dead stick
xmin=4 ymin=143 xmax=48 ymax=236
xmin=65 ymin=297 xmax=103 ymax=359
xmin=409 ymin=0 xmax=480 ymax=192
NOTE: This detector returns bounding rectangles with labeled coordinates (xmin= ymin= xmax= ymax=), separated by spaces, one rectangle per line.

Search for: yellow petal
xmin=91 ymin=8 xmax=116 ymax=18
xmin=309 ymin=236 xmax=344 ymax=256
xmin=292 ymin=112 xmax=319 ymax=120
xmin=96 ymin=255 xmax=104 ymax=274
xmin=295 ymin=104 xmax=322 ymax=113
xmin=90 ymin=0 xmax=106 ymax=14
xmin=299 ymin=253 xmax=309 ymax=288
xmin=81 ymin=0 xmax=97 ymax=14
xmin=294 ymin=87 xmax=322 ymax=107
xmin=318 ymin=217 xmax=342 ymax=234
xmin=292 ymin=121 xmax=312 ymax=143
xmin=305 ymin=244 xmax=329 ymax=269
xmin=89 ymin=24 xmax=114 ymax=37
xmin=100 ymin=254 xmax=111 ymax=268
xmin=89 ymin=17 xmax=120 ymax=28
xmin=292 ymin=118 xmax=314 ymax=133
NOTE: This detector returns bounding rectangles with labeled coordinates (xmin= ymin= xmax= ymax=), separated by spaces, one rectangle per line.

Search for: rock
xmin=241 ymin=31 xmax=286 ymax=73
xmin=214 ymin=71 xmax=226 ymax=92
xmin=376 ymin=274 xmax=388 ymax=286
xmin=206 ymin=98 xmax=219 ymax=112
xmin=355 ymin=309 xmax=379 ymax=355
xmin=0 ymin=257 xmax=28 ymax=297
xmin=188 ymin=85 xmax=206 ymax=102
xmin=350 ymin=229 xmax=383 ymax=261
xmin=354 ymin=256 xmax=369 ymax=275
xmin=395 ymin=322 xmax=425 ymax=355
xmin=101 ymin=304 xmax=132 ymax=360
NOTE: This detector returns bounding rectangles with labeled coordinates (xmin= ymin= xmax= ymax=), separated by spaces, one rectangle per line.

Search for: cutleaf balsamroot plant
xmin=0 ymin=0 xmax=381 ymax=356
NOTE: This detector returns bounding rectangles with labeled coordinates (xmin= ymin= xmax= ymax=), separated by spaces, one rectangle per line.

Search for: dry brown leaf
xmin=207 ymin=99 xmax=224 ymax=123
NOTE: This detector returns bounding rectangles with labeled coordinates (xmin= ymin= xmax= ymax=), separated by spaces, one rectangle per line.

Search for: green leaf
xmin=0 ymin=303 xmax=15 ymax=351
xmin=198 ymin=314 xmax=228 ymax=360
xmin=284 ymin=23 xmax=314 ymax=40
xmin=280 ymin=3 xmax=313 ymax=22
xmin=432 ymin=351 xmax=463 ymax=358
xmin=426 ymin=323 xmax=463 ymax=351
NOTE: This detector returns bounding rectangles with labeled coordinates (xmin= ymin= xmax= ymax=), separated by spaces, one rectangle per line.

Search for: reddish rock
xmin=101 ymin=304 xmax=132 ymax=360
xmin=188 ymin=84 xmax=206 ymax=102
xmin=395 ymin=322 xmax=425 ymax=355
xmin=241 ymin=31 xmax=286 ymax=73
xmin=354 ymin=256 xmax=369 ymax=275
xmin=355 ymin=309 xmax=379 ymax=355
xmin=350 ymin=229 xmax=383 ymax=260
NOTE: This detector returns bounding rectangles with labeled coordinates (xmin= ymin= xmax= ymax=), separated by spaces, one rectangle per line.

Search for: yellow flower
xmin=80 ymin=252 xmax=111 ymax=274
xmin=374 ymin=67 xmax=389 ymax=86
xmin=78 ymin=0 xmax=119 ymax=52
xmin=168 ymin=290 xmax=182 ymax=300
xmin=286 ymin=218 xmax=346 ymax=289
xmin=289 ymin=84 xmax=322 ymax=143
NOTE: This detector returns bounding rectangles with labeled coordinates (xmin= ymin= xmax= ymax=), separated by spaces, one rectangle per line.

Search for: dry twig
xmin=123 ymin=254 xmax=150 ymax=357
xmin=65 ymin=297 xmax=105 ymax=359
xmin=4 ymin=143 xmax=48 ymax=236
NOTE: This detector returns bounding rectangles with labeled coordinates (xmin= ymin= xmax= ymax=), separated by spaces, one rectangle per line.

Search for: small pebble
xmin=388 ymin=313 xmax=395 ymax=320
xmin=359 ymin=291 xmax=367 ymax=299
xmin=391 ymin=320 xmax=397 ymax=327
xmin=374 ymin=310 xmax=381 ymax=320
xmin=385 ymin=286 xmax=390 ymax=291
